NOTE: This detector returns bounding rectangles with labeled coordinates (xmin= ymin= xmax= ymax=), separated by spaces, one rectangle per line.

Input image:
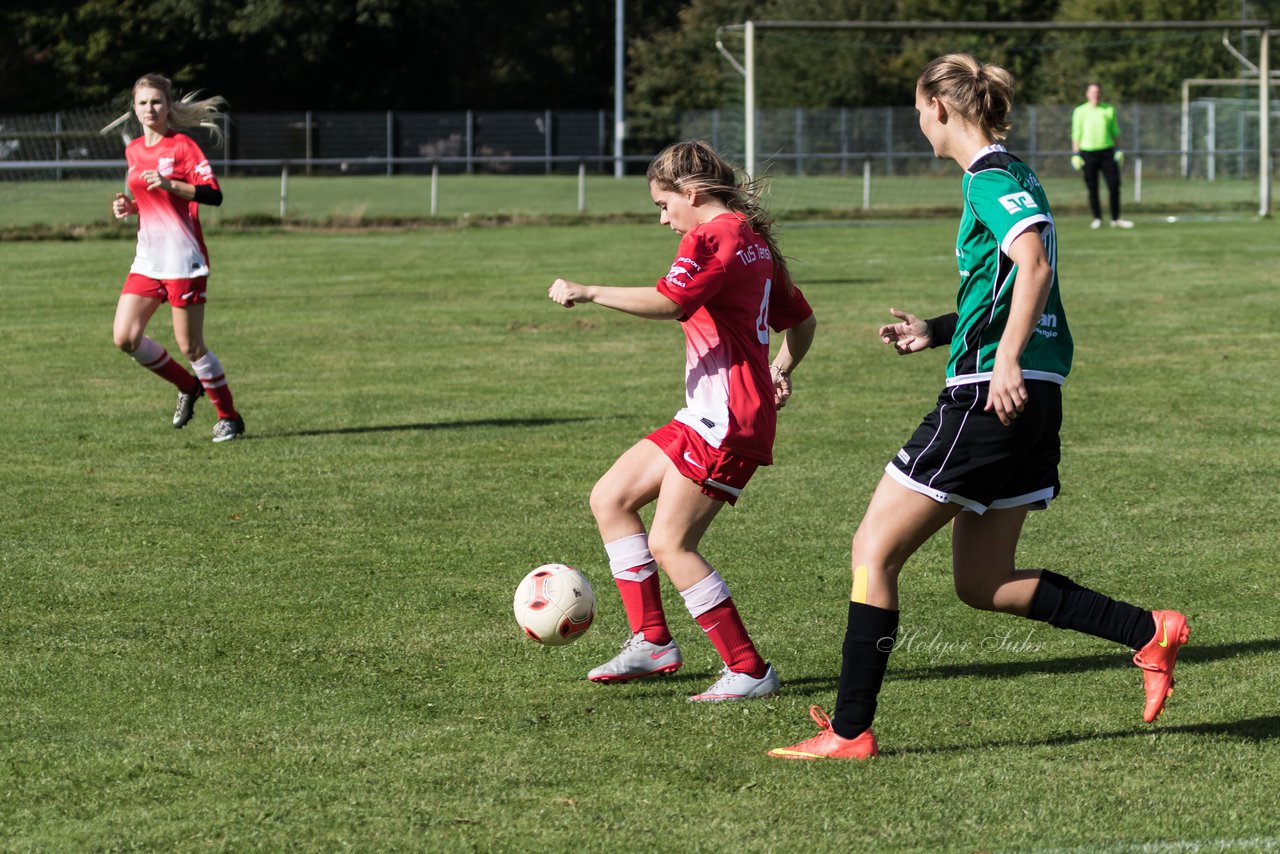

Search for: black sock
xmin=1028 ymin=570 xmax=1154 ymax=649
xmin=832 ymin=602 xmax=899 ymax=739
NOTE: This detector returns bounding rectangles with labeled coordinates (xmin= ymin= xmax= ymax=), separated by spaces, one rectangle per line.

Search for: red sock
xmin=191 ymin=351 xmax=239 ymax=420
xmin=695 ymin=598 xmax=766 ymax=677
xmin=614 ymin=567 xmax=671 ymax=645
xmin=202 ymin=380 xmax=239 ymax=420
xmin=135 ymin=344 xmax=197 ymax=391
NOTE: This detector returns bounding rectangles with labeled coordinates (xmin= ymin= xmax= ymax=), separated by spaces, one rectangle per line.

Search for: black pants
xmin=1081 ymin=147 xmax=1121 ymax=221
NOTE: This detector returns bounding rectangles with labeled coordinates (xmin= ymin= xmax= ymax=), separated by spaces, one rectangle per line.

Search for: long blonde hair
xmin=102 ymin=73 xmax=227 ymax=143
xmin=917 ymin=54 xmax=1015 ymax=142
xmin=646 ymin=140 xmax=794 ymax=293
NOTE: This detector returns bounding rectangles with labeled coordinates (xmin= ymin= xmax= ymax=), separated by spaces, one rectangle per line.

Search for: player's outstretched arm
xmin=548 ymin=278 xmax=682 ymax=320
xmin=878 ymin=308 xmax=934 ymax=355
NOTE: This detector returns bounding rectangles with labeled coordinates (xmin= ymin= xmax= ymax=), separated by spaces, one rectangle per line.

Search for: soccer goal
xmin=712 ymin=19 xmax=1274 ymax=218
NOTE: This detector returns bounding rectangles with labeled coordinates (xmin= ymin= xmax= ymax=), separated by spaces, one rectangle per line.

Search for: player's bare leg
xmin=113 ymin=293 xmax=202 ymax=425
xmin=174 ymin=302 xmax=243 ymax=441
xmin=587 ymin=441 xmax=681 ymax=682
xmin=771 ymin=475 xmax=958 ymax=759
xmin=951 ymin=505 xmax=1041 ymax=615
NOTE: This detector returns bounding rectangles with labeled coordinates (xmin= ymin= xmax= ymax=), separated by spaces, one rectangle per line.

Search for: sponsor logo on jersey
xmin=997 ymin=191 xmax=1038 ymax=214
xmin=157 ymin=157 xmax=175 ymax=178
xmin=665 ymin=255 xmax=702 ymax=287
xmin=193 ymin=160 xmax=214 ymax=182
xmin=1035 ymin=312 xmax=1061 ymax=339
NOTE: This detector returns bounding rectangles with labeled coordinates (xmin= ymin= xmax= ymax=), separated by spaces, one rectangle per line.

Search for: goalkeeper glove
xmin=1114 ymin=150 xmax=1125 ymax=165
xmin=1071 ymin=154 xmax=1084 ymax=171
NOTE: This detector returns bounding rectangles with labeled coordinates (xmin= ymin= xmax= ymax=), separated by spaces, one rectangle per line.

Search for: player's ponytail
xmin=917 ymin=54 xmax=1014 ymax=142
xmin=646 ymin=140 xmax=795 ymax=294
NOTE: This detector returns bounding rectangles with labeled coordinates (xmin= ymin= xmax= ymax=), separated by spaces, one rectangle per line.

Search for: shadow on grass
xmin=256 ymin=414 xmax=618 ymax=439
xmin=887 ymin=636 xmax=1280 ymax=683
xmin=884 ymin=714 xmax=1280 ymax=758
xmin=778 ymin=638 xmax=1280 ymax=696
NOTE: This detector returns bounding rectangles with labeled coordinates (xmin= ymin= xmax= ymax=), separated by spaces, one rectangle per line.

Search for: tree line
xmin=3 ymin=0 xmax=1275 ymax=154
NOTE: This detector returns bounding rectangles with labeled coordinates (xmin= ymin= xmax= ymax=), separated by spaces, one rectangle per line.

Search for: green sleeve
xmin=1071 ymin=105 xmax=1083 ymax=143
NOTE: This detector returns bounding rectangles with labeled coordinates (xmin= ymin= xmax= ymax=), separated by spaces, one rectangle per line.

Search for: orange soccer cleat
xmin=1133 ymin=610 xmax=1190 ymax=723
xmin=767 ymin=706 xmax=879 ymax=761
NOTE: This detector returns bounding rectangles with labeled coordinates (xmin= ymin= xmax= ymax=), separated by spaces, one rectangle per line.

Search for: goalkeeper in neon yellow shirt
xmin=1071 ymin=83 xmax=1133 ymax=229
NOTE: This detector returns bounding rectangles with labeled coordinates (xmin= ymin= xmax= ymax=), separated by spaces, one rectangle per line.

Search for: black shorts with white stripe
xmin=886 ymin=380 xmax=1062 ymax=514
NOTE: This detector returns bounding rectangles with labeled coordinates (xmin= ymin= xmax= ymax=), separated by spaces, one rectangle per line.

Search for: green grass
xmin=0 ymin=170 xmax=1264 ymax=234
xmin=1 ymin=216 xmax=1278 ymax=851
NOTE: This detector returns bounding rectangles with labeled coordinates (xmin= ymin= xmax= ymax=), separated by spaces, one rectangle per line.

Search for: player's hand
xmin=141 ymin=170 xmax=170 ymax=192
xmin=112 ymin=192 xmax=136 ymax=219
xmin=879 ymin=308 xmax=932 ymax=355
xmin=1113 ymin=149 xmax=1125 ymax=166
xmin=771 ymin=365 xmax=792 ymax=409
xmin=1070 ymin=154 xmax=1084 ymax=171
xmin=548 ymin=278 xmax=591 ymax=308
xmin=985 ymin=358 xmax=1027 ymax=427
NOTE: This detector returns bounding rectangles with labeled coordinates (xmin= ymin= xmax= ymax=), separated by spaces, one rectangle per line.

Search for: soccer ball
xmin=514 ymin=564 xmax=595 ymax=646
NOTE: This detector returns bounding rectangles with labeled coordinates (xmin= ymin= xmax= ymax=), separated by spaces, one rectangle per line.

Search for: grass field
xmin=2 ymin=204 xmax=1278 ymax=851
xmin=0 ymin=169 xmax=1264 ymax=234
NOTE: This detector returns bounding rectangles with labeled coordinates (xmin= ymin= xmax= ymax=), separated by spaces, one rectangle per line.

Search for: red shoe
xmin=767 ymin=706 xmax=878 ymax=760
xmin=1133 ymin=610 xmax=1189 ymax=723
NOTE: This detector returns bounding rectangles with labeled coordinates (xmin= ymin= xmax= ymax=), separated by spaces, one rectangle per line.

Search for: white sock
xmin=605 ymin=533 xmax=657 ymax=582
xmin=190 ymin=351 xmax=226 ymax=388
xmin=130 ymin=336 xmax=167 ymax=368
xmin=679 ymin=571 xmax=731 ymax=619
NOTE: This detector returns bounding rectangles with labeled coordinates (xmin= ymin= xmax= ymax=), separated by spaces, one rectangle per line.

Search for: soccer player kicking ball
xmin=768 ymin=55 xmax=1187 ymax=761
xmin=110 ymin=73 xmax=245 ymax=442
xmin=548 ymin=140 xmax=816 ymax=702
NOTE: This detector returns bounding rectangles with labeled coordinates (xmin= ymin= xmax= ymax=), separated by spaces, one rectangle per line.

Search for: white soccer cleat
xmin=172 ymin=383 xmax=204 ymax=428
xmin=688 ymin=663 xmax=780 ymax=702
xmin=1090 ymin=218 xmax=1103 ymax=230
xmin=587 ymin=632 xmax=682 ymax=683
xmin=1111 ymin=218 xmax=1134 ymax=229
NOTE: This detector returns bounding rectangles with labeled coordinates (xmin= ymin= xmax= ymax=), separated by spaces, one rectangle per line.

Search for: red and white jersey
xmin=655 ymin=212 xmax=813 ymax=465
xmin=124 ymin=131 xmax=218 ymax=279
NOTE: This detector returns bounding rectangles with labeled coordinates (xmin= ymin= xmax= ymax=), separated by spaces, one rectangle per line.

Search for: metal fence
xmin=2 ymin=102 xmax=1275 ymax=210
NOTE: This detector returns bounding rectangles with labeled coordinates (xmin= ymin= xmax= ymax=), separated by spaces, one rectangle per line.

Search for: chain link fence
xmin=1 ymin=103 xmax=1273 ymax=215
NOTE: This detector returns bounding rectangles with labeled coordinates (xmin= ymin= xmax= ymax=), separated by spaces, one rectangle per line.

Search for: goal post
xmin=715 ymin=19 xmax=1273 ymax=216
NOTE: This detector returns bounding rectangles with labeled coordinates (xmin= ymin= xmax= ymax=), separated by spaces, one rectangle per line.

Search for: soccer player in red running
xmin=548 ymin=140 xmax=817 ymax=701
xmin=768 ymin=54 xmax=1187 ymax=761
xmin=110 ymin=73 xmax=244 ymax=442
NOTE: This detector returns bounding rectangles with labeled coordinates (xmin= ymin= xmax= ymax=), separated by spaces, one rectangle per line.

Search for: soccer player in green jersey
xmin=1072 ymin=83 xmax=1133 ymax=229
xmin=768 ymin=54 xmax=1187 ymax=761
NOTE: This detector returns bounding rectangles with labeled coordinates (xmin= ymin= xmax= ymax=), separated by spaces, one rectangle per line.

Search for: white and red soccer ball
xmin=514 ymin=564 xmax=595 ymax=646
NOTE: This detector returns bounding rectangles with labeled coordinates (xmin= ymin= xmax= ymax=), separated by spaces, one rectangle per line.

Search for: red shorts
xmin=646 ymin=420 xmax=760 ymax=506
xmin=122 ymin=273 xmax=208 ymax=307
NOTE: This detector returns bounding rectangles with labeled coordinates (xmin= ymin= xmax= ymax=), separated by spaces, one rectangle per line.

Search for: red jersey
xmin=124 ymin=131 xmax=219 ymax=279
xmin=655 ymin=212 xmax=813 ymax=465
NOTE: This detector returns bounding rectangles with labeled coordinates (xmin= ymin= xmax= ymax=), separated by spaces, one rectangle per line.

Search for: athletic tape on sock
xmin=130 ymin=336 xmax=165 ymax=366
xmin=679 ymin=571 xmax=731 ymax=618
xmin=190 ymin=351 xmax=225 ymax=382
xmin=605 ymin=533 xmax=656 ymax=581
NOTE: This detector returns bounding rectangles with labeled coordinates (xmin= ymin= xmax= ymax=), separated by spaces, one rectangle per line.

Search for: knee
xmin=645 ymin=531 xmax=686 ymax=570
xmin=850 ymin=530 xmax=905 ymax=579
xmin=953 ymin=577 xmax=999 ymax=611
xmin=588 ymin=479 xmax=627 ymax=524
xmin=179 ymin=342 xmax=206 ymax=362
xmin=113 ymin=332 xmax=139 ymax=354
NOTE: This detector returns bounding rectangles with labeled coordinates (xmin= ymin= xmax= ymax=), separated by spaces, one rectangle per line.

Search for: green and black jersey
xmin=945 ymin=144 xmax=1073 ymax=386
